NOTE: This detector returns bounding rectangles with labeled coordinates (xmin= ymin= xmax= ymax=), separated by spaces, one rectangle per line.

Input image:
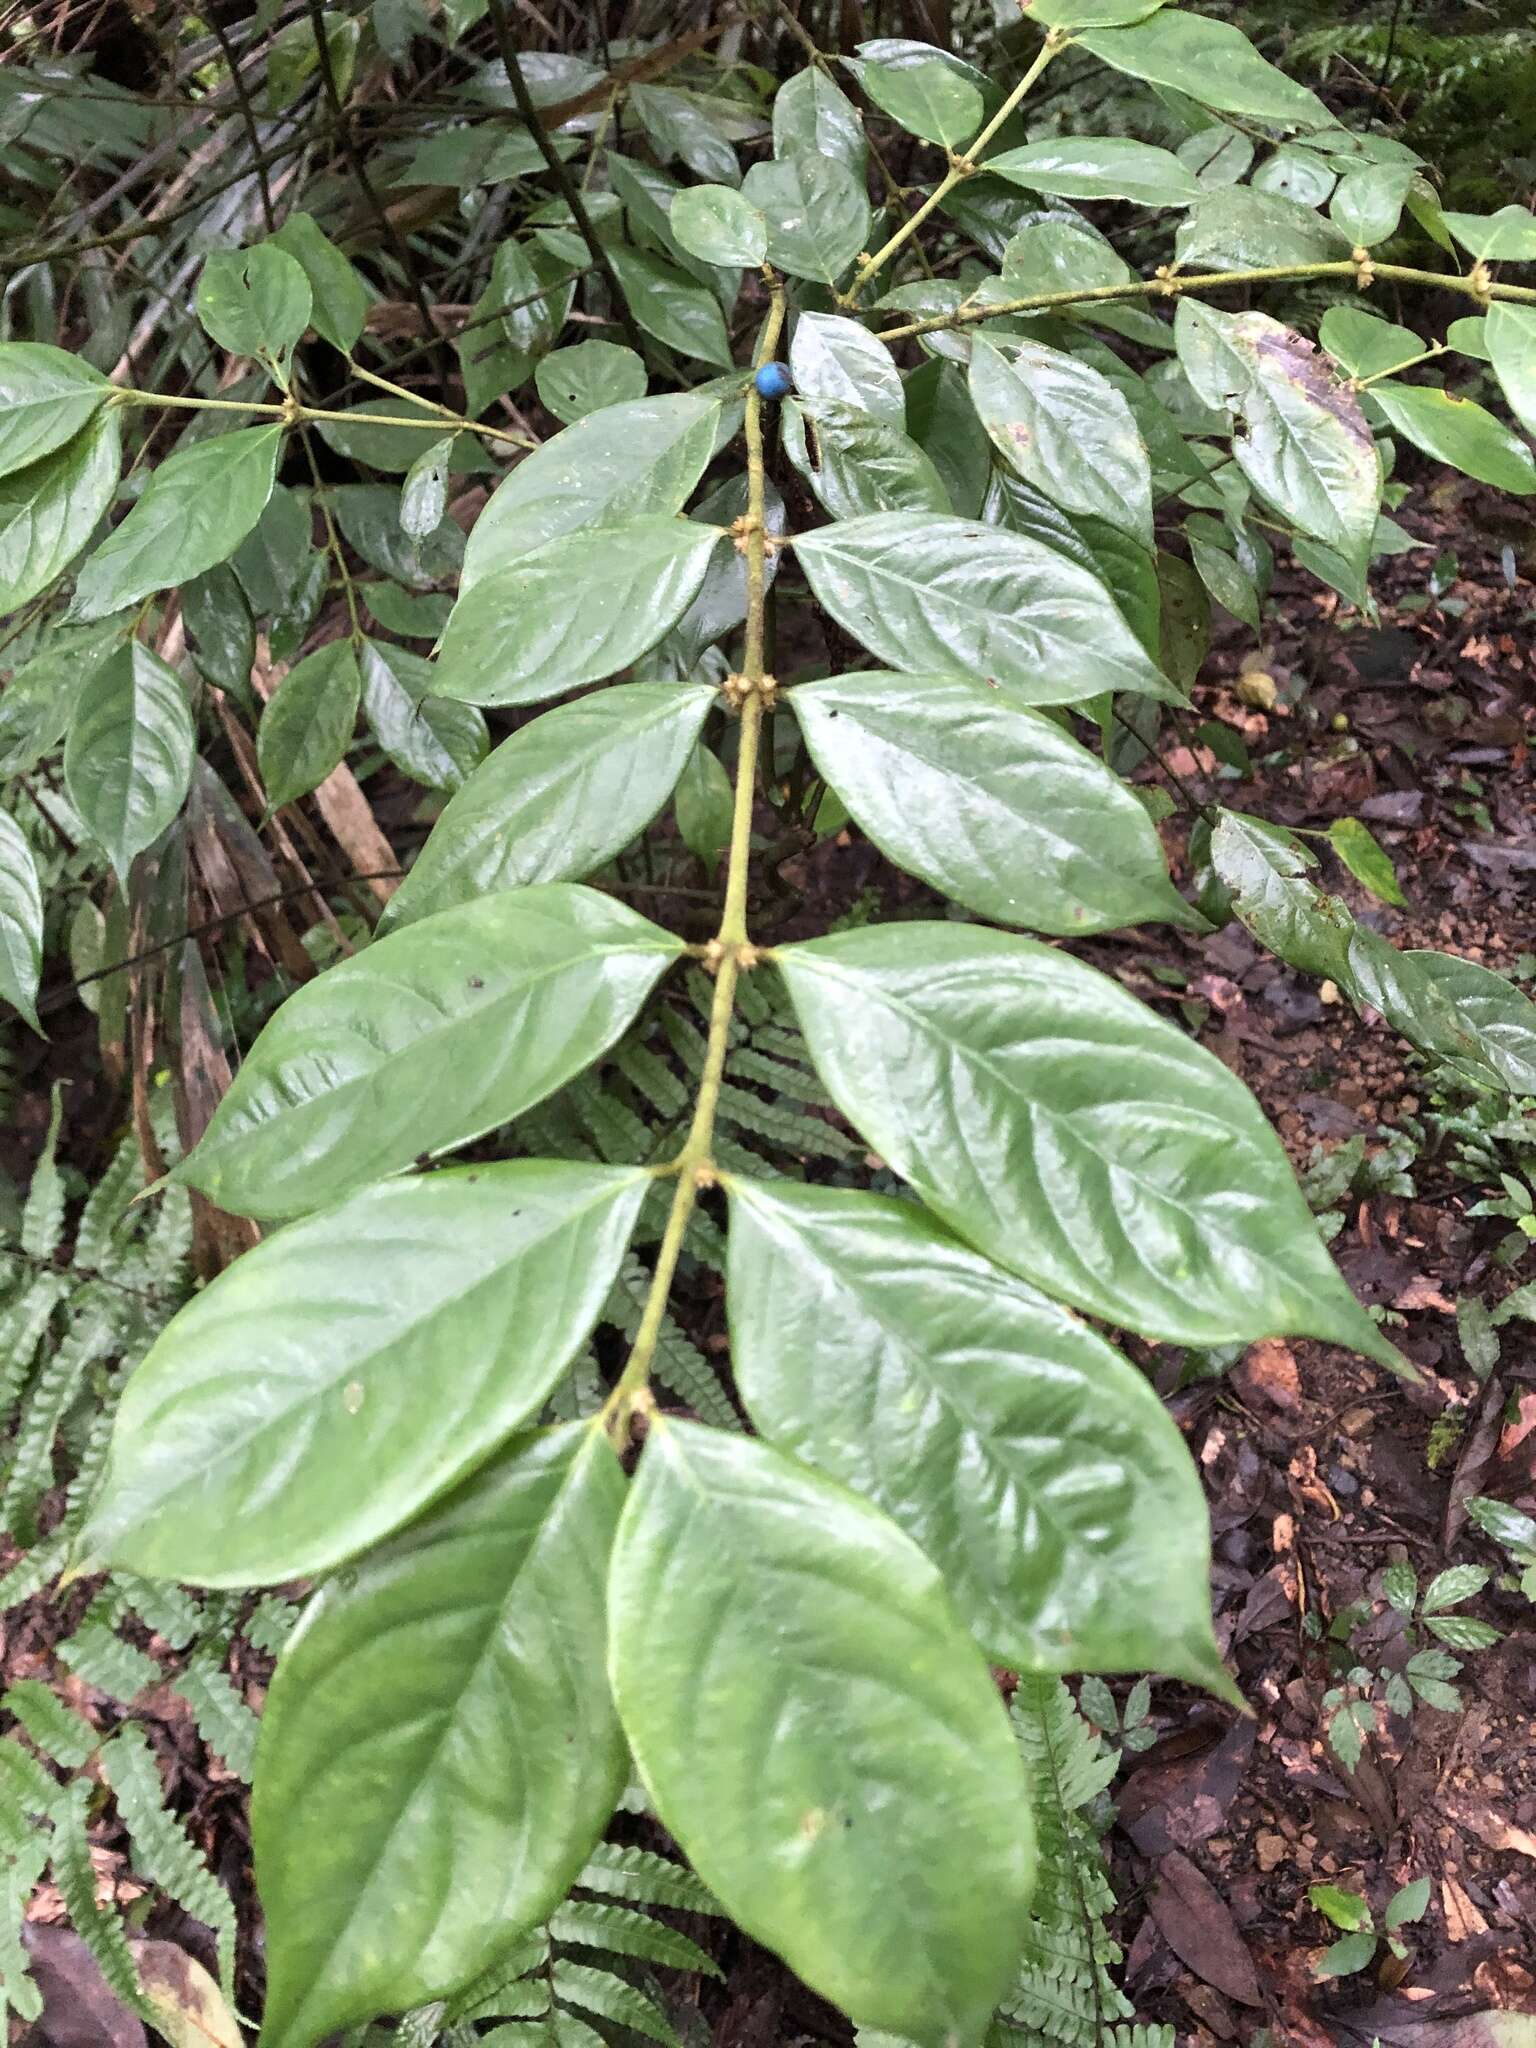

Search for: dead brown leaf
xmin=1148 ymin=1849 xmax=1264 ymax=2007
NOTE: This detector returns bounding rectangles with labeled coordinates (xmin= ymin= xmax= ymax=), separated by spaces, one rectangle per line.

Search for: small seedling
xmin=1466 ymin=1497 xmax=1536 ymax=1603
xmin=1319 ymin=1564 xmax=1498 ymax=1768
xmin=1077 ymin=1675 xmax=1157 ymax=1755
xmin=1309 ymin=1877 xmax=1430 ymax=1979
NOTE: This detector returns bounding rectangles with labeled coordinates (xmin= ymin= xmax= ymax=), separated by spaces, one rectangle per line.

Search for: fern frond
xmin=2 ymin=1680 xmax=98 ymax=1769
xmin=172 ymin=1657 xmax=259 ymax=1776
xmin=553 ymin=1958 xmax=679 ymax=2047
xmin=445 ymin=1930 xmax=551 ymax=2021
xmin=550 ymin=1900 xmax=721 ymax=1978
xmin=110 ymin=1574 xmax=203 ymax=1650
xmin=243 ymin=1596 xmax=301 ymax=1656
xmin=604 ymin=1258 xmax=737 ymax=1429
xmin=0 ymin=1730 xmax=68 ymax=1825
xmin=0 ymin=1795 xmax=47 ymax=2027
xmin=0 ymin=1274 xmax=68 ymax=1430
xmin=578 ymin=1842 xmax=724 ymax=1916
xmin=57 ymin=1615 xmax=161 ymax=1700
xmin=2 ymin=1304 xmax=115 ymax=1543
xmin=50 ymin=1782 xmax=150 ymax=2019
xmin=19 ymin=1088 xmax=66 ymax=1263
xmin=1107 ymin=2028 xmax=1175 ymax=2048
xmin=103 ymin=1725 xmax=237 ymax=1994
xmin=73 ymin=1135 xmax=142 ymax=1270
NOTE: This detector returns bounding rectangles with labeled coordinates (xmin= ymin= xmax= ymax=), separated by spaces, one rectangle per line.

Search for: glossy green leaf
xmin=669 ymin=184 xmax=767 ymax=266
xmin=1210 ymin=809 xmax=1356 ymax=983
xmin=0 ymin=343 xmax=111 ymax=481
xmin=905 ymin=358 xmax=992 ymax=517
xmin=87 ymin=1163 xmax=646 ymax=1584
xmin=1075 ymin=11 xmax=1330 ymax=130
xmin=774 ymin=923 xmax=1401 ymax=1365
xmin=0 ymin=618 xmax=126 ymax=778
xmin=314 ymin=398 xmax=478 ymax=475
xmin=790 ymin=313 xmax=904 ymax=427
xmin=0 ymin=405 xmax=120 ymax=612
xmin=985 ymin=469 xmax=1161 ymax=655
xmin=270 ymin=211 xmax=368 ymax=352
xmin=1318 ymin=306 xmax=1423 ymax=382
xmin=999 ymin=218 xmax=1131 ymax=297
xmin=1175 ymin=188 xmax=1351 ymax=270
xmin=1251 ymin=145 xmax=1336 ymax=209
xmin=462 ymin=393 xmax=721 ymax=591
xmin=0 ymin=809 xmax=43 ymax=1032
xmin=1020 ymin=0 xmax=1168 ymax=25
xmin=534 ymin=342 xmax=647 ymax=425
xmin=195 ymin=245 xmax=312 ymax=363
xmin=1177 ymin=303 xmax=1380 ymax=576
xmin=460 ymin=238 xmax=574 ymax=418
xmin=254 ymin=1426 xmax=627 ymax=2048
xmin=399 ymin=434 xmax=453 ymax=541
xmin=257 ymin=639 xmax=361 ymax=809
xmin=607 ymin=244 xmax=733 ymax=369
xmin=358 ymin=638 xmax=486 ymax=792
xmin=794 ymin=511 xmax=1178 ymax=707
xmin=1189 ymin=535 xmax=1260 ymax=629
xmin=183 ymin=563 xmax=256 ymax=695
xmin=380 ymin=684 xmax=716 ymax=930
xmin=986 ymin=137 xmax=1199 ymax=207
xmin=742 ymin=154 xmax=871 ymax=287
xmin=1485 ymin=304 xmax=1536 ymax=439
xmin=1368 ymin=381 xmax=1536 ymax=495
xmin=362 ymin=581 xmax=451 ymax=639
xmin=772 ymin=65 xmax=867 ymax=176
xmin=1328 ymin=816 xmax=1405 ymax=907
xmin=859 ymin=56 xmax=982 ymax=148
xmin=608 ymin=1419 xmax=1033 ymax=2048
xmin=791 ymin=670 xmax=1191 ymax=933
xmin=673 ymin=740 xmax=734 ymax=870
xmin=63 ymin=641 xmax=195 ymax=881
xmin=726 ymin=1178 xmax=1232 ymax=1693
xmin=73 ymin=424 xmax=282 ymax=619
xmin=1441 ymin=206 xmax=1536 ymax=263
xmin=969 ymin=336 xmax=1153 ymax=546
xmin=1393 ymin=950 xmax=1536 ymax=1097
xmin=436 ymin=518 xmax=722 ymax=707
xmin=176 ymin=884 xmax=682 ymax=1219
xmin=1329 ymin=163 xmax=1414 ymax=247
xmin=783 ymin=400 xmax=949 ymax=522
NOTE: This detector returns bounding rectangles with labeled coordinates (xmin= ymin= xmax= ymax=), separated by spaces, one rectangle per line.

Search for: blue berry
xmin=754 ymin=361 xmax=794 ymax=400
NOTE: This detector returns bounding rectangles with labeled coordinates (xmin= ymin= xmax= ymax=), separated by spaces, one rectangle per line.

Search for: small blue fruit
xmin=754 ymin=361 xmax=794 ymax=400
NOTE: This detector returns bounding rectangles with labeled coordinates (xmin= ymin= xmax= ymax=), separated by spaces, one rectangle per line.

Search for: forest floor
xmin=4 ymin=470 xmax=1535 ymax=2048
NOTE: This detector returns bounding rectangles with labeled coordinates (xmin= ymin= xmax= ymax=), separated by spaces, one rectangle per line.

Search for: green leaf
xmin=1487 ymin=303 xmax=1536 ymax=440
xmin=534 ymin=342 xmax=647 ymax=426
xmin=1175 ymin=189 xmax=1351 ymax=270
xmin=0 ymin=809 xmax=43 ymax=1032
xmin=436 ymin=517 xmax=722 ymax=707
xmin=63 ymin=640 xmax=195 ymax=881
xmin=462 ymin=392 xmax=721 ymax=591
xmin=314 ymin=397 xmax=478 ymax=475
xmin=1211 ymin=810 xmax=1358 ymax=984
xmin=257 ymin=639 xmax=361 ymax=808
xmin=380 ymin=683 xmax=716 ymax=929
xmin=793 ymin=511 xmax=1178 ymax=707
xmin=607 ymin=244 xmax=733 ymax=369
xmin=669 ymin=184 xmax=767 ymax=266
xmin=859 ymin=56 xmax=982 ymax=148
xmin=73 ymin=423 xmax=283 ymax=619
xmin=399 ymin=434 xmax=452 ymax=541
xmin=1382 ymin=950 xmax=1536 ymax=1097
xmin=460 ymin=238 xmax=574 ymax=417
xmin=1177 ymin=303 xmax=1380 ymax=576
xmin=86 ymin=1165 xmax=645 ymax=1585
xmin=0 ymin=342 xmax=111 ymax=482
xmin=985 ymin=136 xmax=1199 ymax=207
xmin=1441 ymin=205 xmax=1536 ymax=262
xmin=1020 ymin=0 xmax=1168 ymax=25
xmin=772 ymin=66 xmax=867 ymax=177
xmin=0 ymin=617 xmax=126 ymax=777
xmin=1327 ymin=817 xmax=1405 ymax=907
xmin=608 ymin=1419 xmax=1034 ymax=2048
xmin=1421 ymin=1564 xmax=1490 ymax=1614
xmin=726 ymin=1178 xmax=1232 ymax=1695
xmin=673 ymin=739 xmax=735 ymax=871
xmin=1329 ymin=163 xmax=1415 ymax=247
xmin=0 ymin=404 xmax=121 ymax=612
xmin=1314 ymin=1930 xmax=1378 ymax=1980
xmin=175 ymin=883 xmax=682 ymax=1219
xmin=783 ymin=400 xmax=950 ymax=522
xmin=195 ymin=245 xmax=312 ymax=363
xmin=1368 ymin=381 xmax=1536 ymax=495
xmin=790 ymin=313 xmax=904 ymax=427
xmin=1309 ymin=1884 xmax=1371 ymax=1933
xmin=774 ymin=923 xmax=1400 ymax=1365
xmin=254 ymin=1426 xmax=628 ymax=2048
xmin=742 ymin=154 xmax=871 ymax=287
xmin=969 ymin=335 xmax=1153 ymax=546
xmin=1381 ymin=1562 xmax=1418 ymax=1615
xmin=270 ymin=211 xmax=368 ymax=353
xmin=1189 ymin=535 xmax=1260 ymax=629
xmin=1000 ymin=217 xmax=1131 ymax=296
xmin=1318 ymin=306 xmax=1423 ymax=382
xmin=1074 ymin=11 xmax=1330 ymax=130
xmin=358 ymin=638 xmax=486 ymax=792
xmin=789 ymin=670 xmax=1193 ymax=933
xmin=1386 ymin=1878 xmax=1431 ymax=1930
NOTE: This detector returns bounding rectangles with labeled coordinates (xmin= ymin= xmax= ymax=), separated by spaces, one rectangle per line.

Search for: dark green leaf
xmin=790 ymin=313 xmax=903 ymax=426
xmin=0 ymin=343 xmax=111 ymax=481
xmin=86 ymin=1164 xmax=646 ymax=1584
xmin=0 ymin=617 xmax=126 ymax=777
xmin=1391 ymin=950 xmax=1536 ymax=1096
xmin=726 ymin=1179 xmax=1232 ymax=1694
xmin=358 ymin=638 xmax=486 ymax=792
xmin=195 ymin=246 xmax=312 ymax=363
xmin=270 ymin=211 xmax=368 ymax=353
xmin=73 ymin=424 xmax=283 ymax=619
xmin=315 ymin=398 xmax=479 ymax=475
xmin=969 ymin=335 xmax=1153 ymax=545
xmin=381 ymin=683 xmax=714 ymax=929
xmin=1318 ymin=306 xmax=1423 ymax=382
xmin=63 ymin=640 xmax=195 ymax=880
xmin=673 ymin=740 xmax=734 ymax=871
xmin=176 ymin=884 xmax=682 ymax=1218
xmin=607 ymin=244 xmax=733 ymax=369
xmin=1075 ymin=11 xmax=1330 ymax=129
xmin=771 ymin=65 xmax=867 ymax=177
xmin=986 ymin=136 xmax=1199 ymax=207
xmin=436 ymin=518 xmax=722 ymax=706
xmin=1330 ymin=164 xmax=1414 ymax=247
xmin=1211 ymin=810 xmax=1357 ymax=982
xmin=742 ymin=154 xmax=871 ymax=287
xmin=254 ymin=1426 xmax=627 ymax=2048
xmin=608 ymin=1420 xmax=1033 ymax=2048
xmin=462 ymin=393 xmax=721 ymax=590
xmin=774 ymin=923 xmax=1401 ymax=1364
xmin=790 ymin=670 xmax=1192 ymax=932
xmin=0 ymin=809 xmax=43 ymax=1032
xmin=783 ymin=400 xmax=950 ymax=522
xmin=1175 ymin=189 xmax=1351 ymax=269
xmin=1370 ymin=381 xmax=1536 ymax=495
xmin=859 ymin=56 xmax=982 ymax=148
xmin=793 ymin=511 xmax=1178 ymax=706
xmin=669 ymin=184 xmax=767 ymax=267
xmin=0 ymin=405 xmax=120 ymax=612
xmin=257 ymin=640 xmax=361 ymax=808
xmin=534 ymin=342 xmax=647 ymax=426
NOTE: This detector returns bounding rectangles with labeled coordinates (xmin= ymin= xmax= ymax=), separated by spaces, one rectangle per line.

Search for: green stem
xmin=601 ymin=275 xmax=787 ymax=1444
xmin=841 ymin=31 xmax=1063 ymax=308
xmin=1353 ymin=340 xmax=1447 ymax=388
xmin=114 ymin=384 xmax=533 ymax=447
